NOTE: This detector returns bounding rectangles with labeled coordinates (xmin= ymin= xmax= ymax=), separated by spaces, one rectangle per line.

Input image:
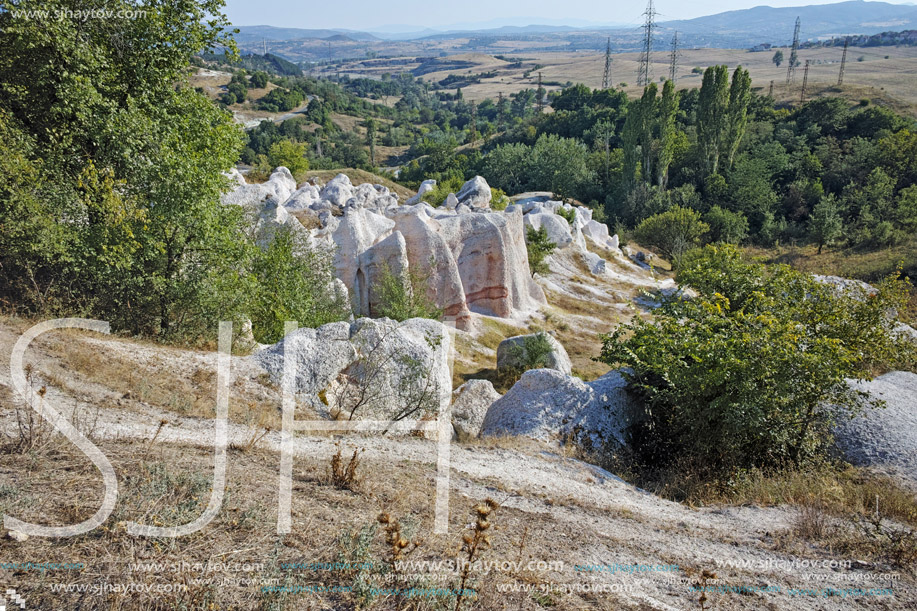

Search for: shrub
xmin=634 ymin=206 xmax=709 ymax=266
xmin=598 ymin=244 xmax=915 ymax=479
xmin=490 ymin=187 xmax=510 ymax=211
xmin=703 ymin=206 xmax=749 ymax=244
xmin=504 ymin=332 xmax=554 ymax=373
xmin=375 ymin=261 xmax=443 ymax=322
xmin=525 ymin=226 xmax=556 ymax=276
xmin=556 ymin=206 xmax=577 ymax=225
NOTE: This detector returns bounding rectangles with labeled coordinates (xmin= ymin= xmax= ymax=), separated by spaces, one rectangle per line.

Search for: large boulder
xmin=355 ymin=231 xmax=410 ymax=317
xmin=321 ymin=173 xmax=355 ymax=208
xmin=451 ymin=379 xmax=501 ymax=439
xmin=523 ymin=212 xmax=574 ymax=249
xmin=479 ymin=369 xmax=629 ymax=448
xmin=438 ymin=208 xmax=546 ymax=317
xmin=284 ymin=184 xmax=322 ymax=211
xmin=833 ymin=371 xmax=917 ymax=490
xmin=406 ymin=179 xmax=436 ymax=205
xmin=330 ymin=207 xmax=395 ymax=305
xmin=350 ymin=182 xmax=399 ymax=213
xmin=582 ymin=220 xmax=620 ymax=251
xmin=456 ymin=176 xmax=492 ymax=209
xmin=254 ymin=317 xmax=453 ymax=420
xmin=389 ymin=205 xmax=472 ymax=327
xmin=496 ymin=333 xmax=572 ymax=375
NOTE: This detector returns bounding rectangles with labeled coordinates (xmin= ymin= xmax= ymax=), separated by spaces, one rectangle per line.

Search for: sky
xmin=221 ymin=0 xmax=916 ymax=31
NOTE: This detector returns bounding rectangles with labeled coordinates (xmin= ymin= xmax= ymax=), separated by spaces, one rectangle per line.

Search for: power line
xmin=602 ymin=37 xmax=613 ymax=89
xmin=786 ymin=16 xmax=801 ymax=84
xmin=637 ymin=0 xmax=657 ymax=87
xmin=838 ymin=36 xmax=850 ymax=86
xmin=669 ymin=30 xmax=679 ymax=84
xmin=800 ymin=59 xmax=810 ymax=105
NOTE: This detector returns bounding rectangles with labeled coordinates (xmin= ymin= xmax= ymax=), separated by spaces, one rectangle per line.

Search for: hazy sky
xmin=222 ymin=0 xmax=915 ymax=30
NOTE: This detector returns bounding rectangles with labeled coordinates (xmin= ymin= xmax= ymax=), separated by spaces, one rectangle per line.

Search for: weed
xmin=329 ymin=444 xmax=363 ymax=491
xmin=455 ymin=498 xmax=500 ymax=611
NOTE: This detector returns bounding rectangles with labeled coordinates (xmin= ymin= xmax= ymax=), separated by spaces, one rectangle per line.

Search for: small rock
xmin=7 ymin=530 xmax=28 ymax=542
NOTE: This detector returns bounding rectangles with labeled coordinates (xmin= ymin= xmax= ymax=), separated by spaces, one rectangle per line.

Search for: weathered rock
xmin=456 ymin=176 xmax=492 ymax=209
xmin=438 ymin=208 xmax=546 ymax=317
xmin=479 ymin=369 xmax=628 ymax=447
xmin=524 ymin=212 xmax=574 ymax=249
xmin=254 ymin=317 xmax=453 ymax=420
xmin=350 ymin=182 xmax=399 ymax=213
xmin=389 ymin=205 xmax=471 ymax=326
xmin=406 ymin=179 xmax=436 ymax=205
xmin=833 ymin=371 xmax=917 ymax=490
xmin=451 ymin=379 xmax=501 ymax=439
xmin=355 ymin=231 xmax=410 ymax=317
xmin=321 ymin=173 xmax=355 ymax=207
xmin=284 ymin=184 xmax=321 ymax=211
xmin=254 ymin=321 xmax=356 ymax=402
xmin=583 ymin=251 xmax=607 ymax=275
xmin=443 ymin=193 xmax=459 ymax=210
xmin=496 ymin=333 xmax=572 ymax=375
xmin=222 ymin=166 xmax=297 ymax=209
xmin=582 ymin=220 xmax=620 ymax=251
xmin=330 ymin=207 xmax=395 ymax=305
xmin=6 ymin=529 xmax=28 ymax=542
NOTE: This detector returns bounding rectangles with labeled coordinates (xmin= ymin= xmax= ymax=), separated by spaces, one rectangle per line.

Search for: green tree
xmin=266 ymin=139 xmax=310 ymax=180
xmin=249 ymin=227 xmax=351 ymax=343
xmin=375 ymin=262 xmax=443 ymax=322
xmin=599 ymin=245 xmax=915 ymax=478
xmin=724 ymin=66 xmax=751 ymax=171
xmin=525 ymin=226 xmax=557 ymax=276
xmin=703 ymin=206 xmax=749 ymax=244
xmin=808 ymin=195 xmax=844 ymax=254
xmin=530 ymin=134 xmax=593 ymax=202
xmin=634 ymin=206 xmax=710 ymax=265
xmin=772 ymin=50 xmax=784 ymax=67
xmin=696 ymin=65 xmax=730 ymax=177
xmin=656 ymin=80 xmax=678 ymax=188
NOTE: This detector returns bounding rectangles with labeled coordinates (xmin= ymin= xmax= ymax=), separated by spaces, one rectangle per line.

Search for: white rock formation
xmin=833 ymin=371 xmax=917 ymax=490
xmin=480 ymin=369 xmax=630 ymax=448
xmin=496 ymin=333 xmax=572 ymax=375
xmin=524 ymin=212 xmax=574 ymax=249
xmin=254 ymin=317 xmax=453 ymax=420
xmin=406 ymin=179 xmax=436 ymax=205
xmin=456 ymin=175 xmax=492 ymax=209
xmin=451 ymin=379 xmax=501 ymax=439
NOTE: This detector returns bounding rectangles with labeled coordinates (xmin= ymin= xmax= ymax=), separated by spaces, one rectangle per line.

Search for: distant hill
xmin=659 ymin=1 xmax=917 ymax=46
xmin=233 ymin=25 xmax=380 ymax=44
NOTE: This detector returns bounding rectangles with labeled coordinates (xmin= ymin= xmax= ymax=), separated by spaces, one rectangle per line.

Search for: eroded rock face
xmin=224 ymin=172 xmax=551 ymax=326
xmin=524 ymin=212 xmax=574 ymax=249
xmin=406 ymin=179 xmax=436 ymax=205
xmin=451 ymin=379 xmax=501 ymax=439
xmin=834 ymin=371 xmax=917 ymax=490
xmin=439 ymin=208 xmax=546 ymax=317
xmin=496 ymin=333 xmax=572 ymax=375
xmin=479 ymin=369 xmax=629 ymax=448
xmin=254 ymin=317 xmax=453 ymax=420
xmin=355 ymin=231 xmax=409 ymax=317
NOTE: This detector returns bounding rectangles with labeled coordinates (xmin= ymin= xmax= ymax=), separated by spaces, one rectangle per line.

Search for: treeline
xmin=802 ymin=30 xmax=917 ymax=49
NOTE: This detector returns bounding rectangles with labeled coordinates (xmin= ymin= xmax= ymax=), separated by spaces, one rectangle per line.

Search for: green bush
xmin=505 ymin=332 xmax=554 ymax=372
xmin=248 ymin=227 xmax=351 ymax=344
xmin=525 ymin=226 xmax=557 ymax=276
xmin=634 ymin=206 xmax=709 ymax=266
xmin=599 ymin=244 xmax=916 ymax=478
xmin=375 ymin=262 xmax=443 ymax=322
xmin=555 ymin=206 xmax=577 ymax=225
xmin=703 ymin=206 xmax=749 ymax=244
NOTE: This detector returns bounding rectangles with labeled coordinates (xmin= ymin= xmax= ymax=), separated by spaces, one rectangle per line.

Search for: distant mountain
xmin=659 ymin=1 xmax=917 ymax=45
xmin=233 ymin=25 xmax=380 ymax=44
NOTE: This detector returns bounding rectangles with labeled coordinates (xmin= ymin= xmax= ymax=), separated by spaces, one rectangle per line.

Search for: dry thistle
xmin=455 ymin=498 xmax=500 ymax=611
xmin=377 ymin=511 xmax=422 ymax=611
xmin=329 ymin=443 xmax=363 ymax=491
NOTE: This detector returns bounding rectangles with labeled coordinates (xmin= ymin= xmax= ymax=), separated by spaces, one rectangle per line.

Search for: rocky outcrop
xmin=455 ymin=176 xmax=492 ymax=209
xmin=833 ymin=371 xmax=917 ymax=490
xmin=479 ymin=369 xmax=630 ymax=448
xmin=438 ymin=208 xmax=546 ymax=317
xmin=496 ymin=333 xmax=572 ymax=375
xmin=406 ymin=179 xmax=436 ymax=205
xmin=355 ymin=231 xmax=409 ymax=317
xmin=254 ymin=317 xmax=453 ymax=420
xmin=451 ymin=379 xmax=501 ymax=439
